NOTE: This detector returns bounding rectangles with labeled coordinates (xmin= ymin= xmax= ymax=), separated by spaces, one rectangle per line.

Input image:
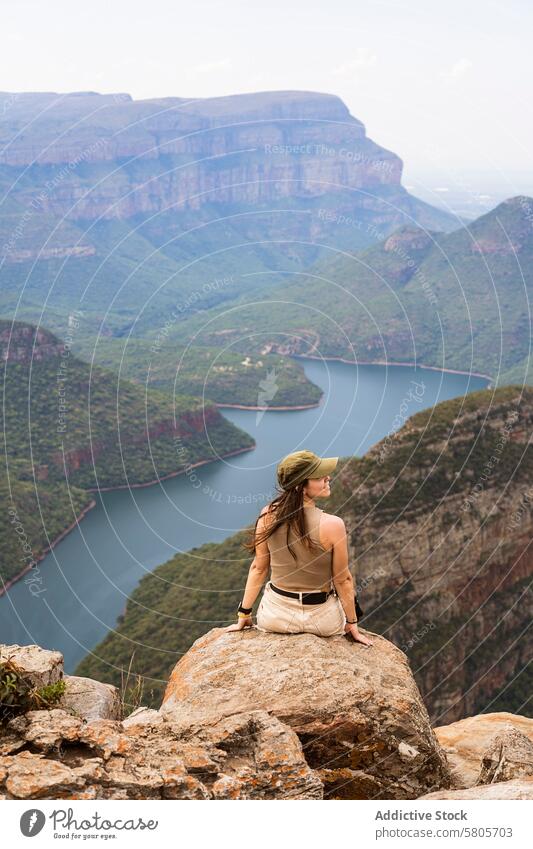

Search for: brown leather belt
xmin=269 ymin=581 xmax=333 ymax=605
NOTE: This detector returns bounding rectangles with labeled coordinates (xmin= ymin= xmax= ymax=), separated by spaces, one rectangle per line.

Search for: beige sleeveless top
xmin=266 ymin=504 xmax=333 ymax=592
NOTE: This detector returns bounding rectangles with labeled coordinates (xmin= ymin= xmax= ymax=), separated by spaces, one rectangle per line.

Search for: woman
xmin=226 ymin=449 xmax=373 ymax=646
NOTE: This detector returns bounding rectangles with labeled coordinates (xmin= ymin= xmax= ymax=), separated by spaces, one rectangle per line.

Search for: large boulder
xmin=434 ymin=712 xmax=533 ymax=788
xmin=160 ymin=626 xmax=451 ymax=799
xmin=0 ymin=707 xmax=321 ymax=800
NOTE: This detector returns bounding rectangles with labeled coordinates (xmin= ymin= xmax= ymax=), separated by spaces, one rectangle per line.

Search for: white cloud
xmin=189 ymin=58 xmax=231 ymax=76
xmin=440 ymin=57 xmax=473 ymax=83
xmin=332 ymin=48 xmax=377 ymax=77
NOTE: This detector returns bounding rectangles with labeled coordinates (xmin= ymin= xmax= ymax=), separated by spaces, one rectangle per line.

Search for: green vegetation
xmin=0 ymin=203 xmax=330 ymax=347
xmin=0 ymin=656 xmax=66 ymax=721
xmin=0 ymin=465 xmax=91 ymax=585
xmin=327 ymin=385 xmax=533 ymax=524
xmin=0 ymin=320 xmax=254 ymax=584
xmin=75 ymin=338 xmax=323 ymax=408
xmin=155 ymin=197 xmax=533 ymax=388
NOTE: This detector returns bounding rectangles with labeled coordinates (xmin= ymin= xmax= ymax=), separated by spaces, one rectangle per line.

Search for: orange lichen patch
xmin=160 ymin=762 xmax=189 ymax=782
xmin=211 ymin=773 xmax=243 ymax=799
xmin=4 ymin=751 xmax=82 ymax=799
xmin=162 ymin=772 xmax=210 ymax=799
xmin=78 ymin=721 xmax=131 ymax=759
xmin=66 ymin=788 xmax=98 ymax=799
xmin=180 ymin=747 xmax=218 ymax=772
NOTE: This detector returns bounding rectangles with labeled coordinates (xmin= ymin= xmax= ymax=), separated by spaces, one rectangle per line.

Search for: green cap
xmin=276 ymin=449 xmax=338 ymax=491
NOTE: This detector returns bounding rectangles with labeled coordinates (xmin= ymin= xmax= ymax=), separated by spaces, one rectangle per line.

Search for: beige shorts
xmin=255 ymin=581 xmax=346 ymax=637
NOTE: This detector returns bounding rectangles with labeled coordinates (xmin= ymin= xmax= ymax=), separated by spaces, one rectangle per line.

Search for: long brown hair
xmin=242 ymin=480 xmax=324 ymax=561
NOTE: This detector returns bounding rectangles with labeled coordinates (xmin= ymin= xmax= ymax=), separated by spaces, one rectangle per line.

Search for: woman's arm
xmin=225 ymin=508 xmax=270 ymax=631
xmin=331 ymin=517 xmax=373 ymax=647
xmin=330 ymin=517 xmax=357 ymax=621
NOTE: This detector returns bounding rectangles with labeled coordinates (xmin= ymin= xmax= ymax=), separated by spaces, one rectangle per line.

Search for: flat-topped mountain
xmin=0 ymin=89 xmax=457 ymax=227
xmin=0 ymin=89 xmax=458 ymax=341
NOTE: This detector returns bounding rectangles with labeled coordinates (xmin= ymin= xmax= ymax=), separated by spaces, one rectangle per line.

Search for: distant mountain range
xmin=2 ymin=89 xmax=530 ymax=393
xmin=0 ymin=89 xmax=459 ymax=341
xmin=153 ymin=195 xmax=533 ymax=389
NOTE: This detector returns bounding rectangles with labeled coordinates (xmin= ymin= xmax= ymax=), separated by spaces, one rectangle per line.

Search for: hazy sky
xmin=2 ymin=0 xmax=531 ymax=194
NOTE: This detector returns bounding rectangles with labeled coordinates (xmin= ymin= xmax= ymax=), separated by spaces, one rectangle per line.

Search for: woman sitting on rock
xmin=226 ymin=450 xmax=373 ymax=646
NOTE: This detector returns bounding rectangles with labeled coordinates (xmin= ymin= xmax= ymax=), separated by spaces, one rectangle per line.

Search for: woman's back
xmin=266 ymin=503 xmax=333 ymax=592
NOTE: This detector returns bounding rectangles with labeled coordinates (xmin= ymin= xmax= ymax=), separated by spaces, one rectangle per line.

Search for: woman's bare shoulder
xmin=320 ymin=508 xmax=345 ymax=525
xmin=258 ymin=503 xmax=277 ymax=527
xmin=319 ymin=510 xmax=346 ymax=540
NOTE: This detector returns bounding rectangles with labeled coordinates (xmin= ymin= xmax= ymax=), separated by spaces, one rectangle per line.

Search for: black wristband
xmin=238 ymin=603 xmax=253 ymax=615
xmin=346 ymin=619 xmax=357 ymax=625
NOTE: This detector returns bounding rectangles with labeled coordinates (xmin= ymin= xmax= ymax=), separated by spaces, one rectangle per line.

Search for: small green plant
xmin=0 ymin=658 xmax=66 ymax=721
xmin=118 ymin=652 xmax=148 ymax=720
xmin=32 ymin=679 xmax=66 ymax=708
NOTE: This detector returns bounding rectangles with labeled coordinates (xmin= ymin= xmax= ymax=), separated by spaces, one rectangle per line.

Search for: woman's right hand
xmin=344 ymin=623 xmax=374 ymax=646
xmin=225 ymin=614 xmax=253 ymax=631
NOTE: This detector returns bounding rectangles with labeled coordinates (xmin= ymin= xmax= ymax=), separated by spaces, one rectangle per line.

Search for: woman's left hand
xmin=225 ymin=615 xmax=253 ymax=631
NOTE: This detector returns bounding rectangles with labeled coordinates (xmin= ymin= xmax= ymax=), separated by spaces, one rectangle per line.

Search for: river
xmin=0 ymin=359 xmax=489 ymax=671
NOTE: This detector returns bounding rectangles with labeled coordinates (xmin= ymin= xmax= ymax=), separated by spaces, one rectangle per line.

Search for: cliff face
xmin=332 ymin=385 xmax=533 ymax=724
xmin=0 ymin=323 xmax=63 ymax=362
xmin=0 ymin=89 xmax=455 ymax=234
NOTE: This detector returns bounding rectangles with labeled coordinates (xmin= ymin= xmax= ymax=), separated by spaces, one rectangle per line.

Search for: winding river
xmin=0 ymin=359 xmax=489 ymax=671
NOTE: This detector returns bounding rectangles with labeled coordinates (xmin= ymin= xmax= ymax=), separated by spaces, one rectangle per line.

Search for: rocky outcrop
xmin=0 ymin=644 xmax=63 ymax=689
xmin=0 ymin=707 xmax=321 ymax=800
xmin=476 ymin=726 xmax=533 ymax=785
xmin=0 ymin=323 xmax=64 ymax=363
xmin=0 ymin=642 xmax=334 ymax=800
xmin=160 ymin=626 xmax=451 ymax=800
xmin=434 ymin=712 xmax=533 ymax=788
xmin=4 ymin=640 xmax=533 ymax=801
